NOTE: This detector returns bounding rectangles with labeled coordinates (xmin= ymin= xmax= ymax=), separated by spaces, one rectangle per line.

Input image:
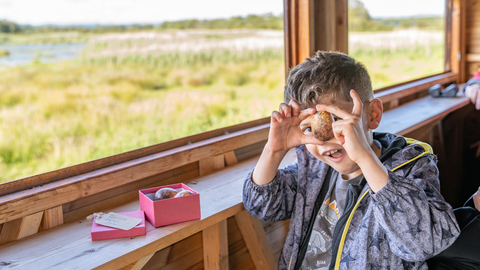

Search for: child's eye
xmin=302 ymin=127 xmax=312 ymax=135
xmin=333 ymin=115 xmax=342 ymax=121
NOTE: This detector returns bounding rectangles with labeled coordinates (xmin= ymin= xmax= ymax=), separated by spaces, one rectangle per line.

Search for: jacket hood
xmin=374 ymin=132 xmax=435 ymax=172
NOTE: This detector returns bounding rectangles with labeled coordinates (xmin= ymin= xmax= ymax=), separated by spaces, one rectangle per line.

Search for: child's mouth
xmin=324 ymin=149 xmax=345 ymax=161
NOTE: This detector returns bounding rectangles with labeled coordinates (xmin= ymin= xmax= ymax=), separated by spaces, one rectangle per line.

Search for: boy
xmin=243 ymin=51 xmax=460 ymax=270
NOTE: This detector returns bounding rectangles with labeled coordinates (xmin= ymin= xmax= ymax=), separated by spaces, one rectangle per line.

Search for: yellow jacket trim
xmin=333 ymin=138 xmax=431 ymax=269
xmin=334 ymin=189 xmax=370 ymax=270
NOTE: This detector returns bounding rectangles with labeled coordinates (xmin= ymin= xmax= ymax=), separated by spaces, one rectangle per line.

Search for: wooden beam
xmin=0 ymin=118 xmax=270 ymax=197
xmin=298 ymin=0 xmax=313 ymax=60
xmin=235 ymin=210 xmax=277 ymax=270
xmin=466 ymin=53 xmax=480 ymax=61
xmin=375 ymin=73 xmax=457 ymax=104
xmin=335 ymin=0 xmax=348 ymax=54
xmin=203 ymin=220 xmax=229 ymax=270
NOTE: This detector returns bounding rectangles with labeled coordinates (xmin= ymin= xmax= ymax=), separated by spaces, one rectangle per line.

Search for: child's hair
xmin=284 ymin=51 xmax=373 ymax=108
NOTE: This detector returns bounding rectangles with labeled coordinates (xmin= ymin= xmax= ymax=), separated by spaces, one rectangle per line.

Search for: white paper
xmin=94 ymin=212 xmax=142 ymax=230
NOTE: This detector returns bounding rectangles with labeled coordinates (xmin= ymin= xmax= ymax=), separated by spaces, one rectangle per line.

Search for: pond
xmin=0 ymin=43 xmax=85 ymax=67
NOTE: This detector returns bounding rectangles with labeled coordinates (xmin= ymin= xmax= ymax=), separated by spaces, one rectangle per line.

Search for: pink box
xmin=90 ymin=211 xmax=146 ymax=241
xmin=139 ymin=183 xmax=201 ymax=227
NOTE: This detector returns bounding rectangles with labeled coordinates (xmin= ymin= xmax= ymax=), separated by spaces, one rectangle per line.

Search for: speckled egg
xmin=311 ymin=111 xmax=334 ymax=141
xmin=174 ymin=190 xmax=195 ymax=198
xmin=154 ymin=188 xmax=178 ymax=200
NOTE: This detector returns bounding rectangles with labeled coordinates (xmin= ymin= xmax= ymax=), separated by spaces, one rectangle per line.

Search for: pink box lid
xmin=91 ymin=211 xmax=146 ymax=241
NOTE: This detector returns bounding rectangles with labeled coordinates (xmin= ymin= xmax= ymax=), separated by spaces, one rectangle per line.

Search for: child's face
xmin=300 ymin=99 xmax=374 ymax=179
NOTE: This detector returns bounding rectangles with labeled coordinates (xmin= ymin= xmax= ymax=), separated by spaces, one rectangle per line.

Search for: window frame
xmin=0 ymin=0 xmax=463 ymax=223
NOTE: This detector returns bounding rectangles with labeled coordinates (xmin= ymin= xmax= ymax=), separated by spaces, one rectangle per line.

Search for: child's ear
xmin=367 ymin=98 xmax=383 ymax=129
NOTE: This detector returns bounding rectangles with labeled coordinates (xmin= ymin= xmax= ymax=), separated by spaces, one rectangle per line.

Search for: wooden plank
xmin=235 ymin=210 xmax=277 ymax=270
xmin=376 ymin=96 xmax=470 ymax=136
xmin=0 ymin=124 xmax=270 ymax=224
xmin=224 ymin=151 xmax=238 ymax=166
xmin=375 ymin=72 xmax=457 ymax=103
xmin=17 ymin=212 xmax=44 ymax=240
xmin=63 ymin=162 xmax=197 ymax=213
xmin=234 ymin=140 xmax=267 ymax=162
xmin=0 ymin=151 xmax=297 ymax=270
xmin=203 ymin=220 xmax=229 ymax=270
xmin=1 ymin=118 xmax=270 ymax=197
xmin=39 ymin=206 xmax=63 ymax=232
xmin=118 ymin=252 xmax=155 ymax=270
xmin=199 ymin=154 xmax=225 ymax=176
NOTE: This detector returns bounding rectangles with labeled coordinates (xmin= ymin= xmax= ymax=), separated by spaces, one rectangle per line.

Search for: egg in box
xmin=139 ymin=183 xmax=200 ymax=227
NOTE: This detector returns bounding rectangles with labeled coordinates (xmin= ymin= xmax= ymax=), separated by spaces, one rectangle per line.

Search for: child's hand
xmin=267 ymin=99 xmax=321 ymax=153
xmin=474 ymin=187 xmax=480 ymax=212
xmin=316 ymin=90 xmax=373 ymax=164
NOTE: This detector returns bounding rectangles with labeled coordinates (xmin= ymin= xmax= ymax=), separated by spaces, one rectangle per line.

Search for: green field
xmin=0 ymin=30 xmax=444 ymax=183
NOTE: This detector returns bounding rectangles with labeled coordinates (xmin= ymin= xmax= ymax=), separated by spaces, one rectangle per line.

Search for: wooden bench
xmin=0 ymin=94 xmax=470 ymax=270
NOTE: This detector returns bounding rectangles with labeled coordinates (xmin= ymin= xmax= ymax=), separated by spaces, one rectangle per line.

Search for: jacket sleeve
xmin=370 ymin=154 xmax=460 ymax=262
xmin=243 ymin=162 xmax=298 ymax=222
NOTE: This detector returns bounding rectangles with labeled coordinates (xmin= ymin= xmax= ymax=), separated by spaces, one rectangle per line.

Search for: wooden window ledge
xmin=0 ymin=95 xmax=470 ymax=269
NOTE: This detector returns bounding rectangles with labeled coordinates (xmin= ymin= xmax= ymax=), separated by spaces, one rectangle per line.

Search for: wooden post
xmin=39 ymin=206 xmax=64 ymax=232
xmin=203 ymin=220 xmax=229 ymax=270
xmin=451 ymin=0 xmax=467 ymax=82
xmin=235 ymin=210 xmax=277 ymax=270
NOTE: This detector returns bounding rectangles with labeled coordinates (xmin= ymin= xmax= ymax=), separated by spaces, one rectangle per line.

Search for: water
xmin=0 ymin=43 xmax=85 ymax=67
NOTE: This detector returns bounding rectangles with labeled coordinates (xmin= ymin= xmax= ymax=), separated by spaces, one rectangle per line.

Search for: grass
xmin=0 ymin=30 xmax=445 ymax=183
xmin=0 ymin=50 xmax=285 ymax=183
xmin=350 ymin=43 xmax=444 ymax=89
xmin=0 ymin=48 xmax=9 ymax=57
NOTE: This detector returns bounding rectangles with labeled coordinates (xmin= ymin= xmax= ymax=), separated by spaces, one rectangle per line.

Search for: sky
xmin=0 ymin=0 xmax=444 ymax=26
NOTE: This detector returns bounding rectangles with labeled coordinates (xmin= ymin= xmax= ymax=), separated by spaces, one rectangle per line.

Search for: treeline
xmin=0 ymin=13 xmax=283 ymax=34
xmin=0 ymin=20 xmax=22 ymax=33
xmin=1 ymin=1 xmax=444 ymax=35
xmin=349 ymin=0 xmax=444 ymax=31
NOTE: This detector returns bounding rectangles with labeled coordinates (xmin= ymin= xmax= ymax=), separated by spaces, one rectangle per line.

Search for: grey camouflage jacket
xmin=243 ymin=132 xmax=460 ymax=270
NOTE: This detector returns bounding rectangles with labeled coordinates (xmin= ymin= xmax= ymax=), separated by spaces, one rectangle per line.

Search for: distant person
xmin=242 ymin=51 xmax=460 ymax=269
xmin=457 ymin=71 xmax=480 ymax=207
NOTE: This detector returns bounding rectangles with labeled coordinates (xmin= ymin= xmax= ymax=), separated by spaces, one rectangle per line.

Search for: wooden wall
xmin=466 ymin=0 xmax=480 ymax=78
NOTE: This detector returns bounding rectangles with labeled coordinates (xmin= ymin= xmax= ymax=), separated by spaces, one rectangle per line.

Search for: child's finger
xmin=316 ymin=104 xmax=350 ymax=120
xmin=271 ymin=111 xmax=283 ymax=122
xmin=350 ymin=90 xmax=363 ymax=116
xmin=302 ymin=135 xmax=326 ymax=146
xmin=297 ymin=108 xmax=317 ymax=121
xmin=279 ymin=103 xmax=292 ymax=118
xmin=289 ymin=99 xmax=302 ymax=117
